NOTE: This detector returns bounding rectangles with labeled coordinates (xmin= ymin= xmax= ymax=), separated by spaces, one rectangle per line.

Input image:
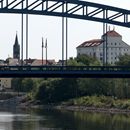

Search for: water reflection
xmin=0 ymin=109 xmax=130 ymax=130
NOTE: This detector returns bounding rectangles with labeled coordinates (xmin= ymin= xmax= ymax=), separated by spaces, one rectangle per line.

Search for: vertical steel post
xmin=6 ymin=0 xmax=8 ymax=7
xmin=62 ymin=3 xmax=64 ymax=66
xmin=105 ymin=24 xmax=108 ymax=66
xmin=65 ymin=2 xmax=68 ymax=66
xmin=103 ymin=11 xmax=105 ymax=66
xmin=65 ymin=17 xmax=68 ymax=66
xmin=26 ymin=0 xmax=28 ymax=65
xmin=105 ymin=11 xmax=108 ymax=66
xmin=21 ymin=2 xmax=24 ymax=66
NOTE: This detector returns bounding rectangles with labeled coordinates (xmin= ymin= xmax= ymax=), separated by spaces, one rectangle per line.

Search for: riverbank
xmin=55 ymin=105 xmax=130 ymax=114
xmin=19 ymin=103 xmax=130 ymax=114
xmin=18 ymin=95 xmax=130 ymax=114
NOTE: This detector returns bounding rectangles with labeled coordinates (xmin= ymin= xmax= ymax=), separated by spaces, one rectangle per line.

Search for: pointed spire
xmin=13 ymin=32 xmax=20 ymax=60
xmin=14 ymin=32 xmax=19 ymax=46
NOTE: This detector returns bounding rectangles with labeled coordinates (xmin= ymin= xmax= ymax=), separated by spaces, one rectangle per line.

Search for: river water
xmin=0 ymin=108 xmax=130 ymax=130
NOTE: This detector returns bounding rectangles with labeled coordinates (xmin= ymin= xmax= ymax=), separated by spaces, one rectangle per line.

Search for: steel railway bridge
xmin=0 ymin=0 xmax=130 ymax=78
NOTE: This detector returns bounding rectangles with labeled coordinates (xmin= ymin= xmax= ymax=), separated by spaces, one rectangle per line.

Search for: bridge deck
xmin=0 ymin=66 xmax=130 ymax=78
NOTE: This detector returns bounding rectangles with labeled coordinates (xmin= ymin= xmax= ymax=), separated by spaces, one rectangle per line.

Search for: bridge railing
xmin=0 ymin=65 xmax=130 ymax=72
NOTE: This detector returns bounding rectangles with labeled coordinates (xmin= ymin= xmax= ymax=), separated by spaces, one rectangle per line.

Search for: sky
xmin=0 ymin=0 xmax=130 ymax=61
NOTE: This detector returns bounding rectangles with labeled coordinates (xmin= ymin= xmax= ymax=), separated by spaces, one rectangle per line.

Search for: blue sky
xmin=0 ymin=0 xmax=130 ymax=61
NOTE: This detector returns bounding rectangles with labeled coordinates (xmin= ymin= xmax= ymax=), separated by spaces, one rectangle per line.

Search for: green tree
xmin=76 ymin=54 xmax=101 ymax=66
xmin=116 ymin=54 xmax=130 ymax=66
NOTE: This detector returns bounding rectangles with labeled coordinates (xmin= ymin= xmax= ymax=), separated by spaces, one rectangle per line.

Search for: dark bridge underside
xmin=0 ymin=0 xmax=130 ymax=27
xmin=1 ymin=66 xmax=130 ymax=78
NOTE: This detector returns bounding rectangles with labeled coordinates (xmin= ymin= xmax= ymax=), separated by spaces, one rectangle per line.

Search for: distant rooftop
xmin=103 ymin=30 xmax=122 ymax=37
xmin=31 ymin=59 xmax=55 ymax=66
xmin=77 ymin=29 xmax=122 ymax=48
xmin=77 ymin=39 xmax=103 ymax=48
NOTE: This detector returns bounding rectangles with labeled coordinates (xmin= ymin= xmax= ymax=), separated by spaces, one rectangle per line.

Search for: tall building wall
xmin=77 ymin=30 xmax=130 ymax=65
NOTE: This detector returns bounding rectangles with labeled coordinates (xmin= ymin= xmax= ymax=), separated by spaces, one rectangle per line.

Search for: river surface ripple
xmin=0 ymin=108 xmax=130 ymax=130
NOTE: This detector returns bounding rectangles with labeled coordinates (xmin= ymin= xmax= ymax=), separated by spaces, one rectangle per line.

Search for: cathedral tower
xmin=13 ymin=33 xmax=20 ymax=60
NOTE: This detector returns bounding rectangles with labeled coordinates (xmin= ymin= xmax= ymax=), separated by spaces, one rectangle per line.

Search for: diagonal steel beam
xmin=49 ymin=2 xmax=64 ymax=12
xmin=5 ymin=0 xmax=17 ymax=8
xmin=25 ymin=0 xmax=39 ymax=9
xmin=45 ymin=1 xmax=59 ymax=11
xmin=110 ymin=13 xmax=123 ymax=20
xmin=11 ymin=0 xmax=25 ymax=9
xmin=88 ymin=8 xmax=101 ymax=16
xmin=89 ymin=9 xmax=103 ymax=17
xmin=30 ymin=1 xmax=43 ymax=10
xmin=69 ymin=6 xmax=83 ymax=14
xmin=108 ymin=12 xmax=122 ymax=19
xmin=67 ymin=4 xmax=80 ymax=13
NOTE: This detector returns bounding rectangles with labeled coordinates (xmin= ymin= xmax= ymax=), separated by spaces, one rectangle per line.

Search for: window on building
xmin=115 ymin=43 xmax=117 ymax=45
xmin=100 ymin=57 xmax=103 ymax=61
xmin=100 ymin=53 xmax=103 ymax=56
xmin=111 ymin=43 xmax=113 ymax=45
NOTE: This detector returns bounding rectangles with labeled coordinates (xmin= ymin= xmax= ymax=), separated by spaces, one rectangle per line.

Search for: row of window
xmin=99 ymin=48 xmax=129 ymax=51
xmin=102 ymin=42 xmax=122 ymax=46
xmin=100 ymin=56 xmax=118 ymax=60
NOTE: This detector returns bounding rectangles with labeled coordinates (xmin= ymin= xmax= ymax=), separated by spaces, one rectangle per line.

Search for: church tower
xmin=13 ymin=33 xmax=20 ymax=60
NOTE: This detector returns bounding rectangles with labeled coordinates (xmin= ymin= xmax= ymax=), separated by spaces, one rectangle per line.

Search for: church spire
xmin=13 ymin=32 xmax=20 ymax=60
xmin=14 ymin=32 xmax=19 ymax=46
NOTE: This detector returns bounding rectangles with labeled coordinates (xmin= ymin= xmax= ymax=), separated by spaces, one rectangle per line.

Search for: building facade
xmin=13 ymin=34 xmax=20 ymax=60
xmin=0 ymin=78 xmax=12 ymax=91
xmin=77 ymin=30 xmax=130 ymax=65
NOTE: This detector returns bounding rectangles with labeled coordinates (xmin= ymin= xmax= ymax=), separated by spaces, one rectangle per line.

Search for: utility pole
xmin=42 ymin=37 xmax=44 ymax=66
xmin=45 ymin=39 xmax=48 ymax=65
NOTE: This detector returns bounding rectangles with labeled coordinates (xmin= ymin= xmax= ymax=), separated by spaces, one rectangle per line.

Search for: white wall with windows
xmin=77 ymin=30 xmax=130 ymax=65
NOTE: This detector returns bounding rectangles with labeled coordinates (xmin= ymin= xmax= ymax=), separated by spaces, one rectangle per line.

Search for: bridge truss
xmin=0 ymin=0 xmax=130 ymax=78
xmin=0 ymin=0 xmax=130 ymax=27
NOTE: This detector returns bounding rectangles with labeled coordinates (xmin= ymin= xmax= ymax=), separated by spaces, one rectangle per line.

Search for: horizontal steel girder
xmin=0 ymin=0 xmax=130 ymax=27
xmin=0 ymin=65 xmax=130 ymax=78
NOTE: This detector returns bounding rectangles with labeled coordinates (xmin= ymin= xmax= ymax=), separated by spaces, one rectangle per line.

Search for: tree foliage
xmin=12 ymin=54 xmax=130 ymax=103
xmin=116 ymin=54 xmax=130 ymax=66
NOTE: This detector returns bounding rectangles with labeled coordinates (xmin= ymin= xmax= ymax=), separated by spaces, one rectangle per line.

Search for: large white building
xmin=77 ymin=29 xmax=130 ymax=65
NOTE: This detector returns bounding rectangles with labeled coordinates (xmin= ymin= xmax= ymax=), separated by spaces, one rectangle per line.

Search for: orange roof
xmin=77 ymin=39 xmax=103 ymax=48
xmin=31 ymin=59 xmax=55 ymax=66
xmin=103 ymin=30 xmax=122 ymax=37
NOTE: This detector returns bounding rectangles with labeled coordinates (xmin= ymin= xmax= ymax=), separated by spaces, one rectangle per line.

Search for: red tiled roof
xmin=77 ymin=39 xmax=103 ymax=48
xmin=103 ymin=30 xmax=122 ymax=37
xmin=31 ymin=59 xmax=55 ymax=66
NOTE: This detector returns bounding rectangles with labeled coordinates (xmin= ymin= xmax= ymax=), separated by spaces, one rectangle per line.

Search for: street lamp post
xmin=42 ymin=37 xmax=44 ymax=66
xmin=45 ymin=38 xmax=48 ymax=65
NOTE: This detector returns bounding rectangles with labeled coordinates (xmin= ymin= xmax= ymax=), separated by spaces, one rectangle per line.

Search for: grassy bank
xmin=62 ymin=95 xmax=130 ymax=110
